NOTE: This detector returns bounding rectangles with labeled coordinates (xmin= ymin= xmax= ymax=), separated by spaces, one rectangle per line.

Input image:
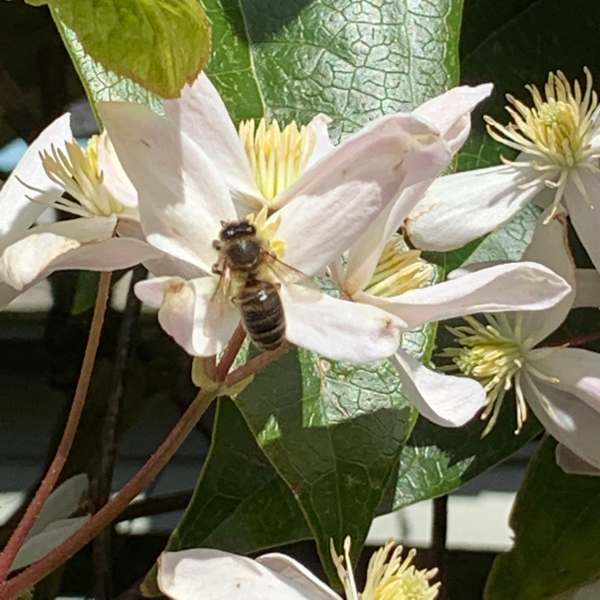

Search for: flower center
xmin=440 ymin=315 xmax=527 ymax=435
xmin=362 ymin=541 xmax=440 ymax=600
xmin=364 ymin=236 xmax=434 ymax=298
xmin=40 ymin=133 xmax=126 ymax=218
xmin=239 ymin=118 xmax=316 ymax=205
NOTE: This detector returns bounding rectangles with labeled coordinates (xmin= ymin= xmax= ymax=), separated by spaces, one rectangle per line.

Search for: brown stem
xmin=550 ymin=330 xmax=600 ymax=348
xmin=214 ymin=324 xmax=246 ymax=382
xmin=0 ymin=271 xmax=112 ymax=582
xmin=225 ymin=343 xmax=290 ymax=388
xmin=92 ymin=266 xmax=146 ymax=600
xmin=431 ymin=495 xmax=448 ymax=600
xmin=0 ymin=389 xmax=217 ymax=600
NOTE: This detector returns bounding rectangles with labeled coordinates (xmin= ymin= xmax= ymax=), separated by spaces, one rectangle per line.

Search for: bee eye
xmin=246 ymin=224 xmax=256 ymax=235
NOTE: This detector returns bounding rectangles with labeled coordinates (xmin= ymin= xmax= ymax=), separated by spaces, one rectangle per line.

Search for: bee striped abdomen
xmin=238 ymin=280 xmax=285 ymax=350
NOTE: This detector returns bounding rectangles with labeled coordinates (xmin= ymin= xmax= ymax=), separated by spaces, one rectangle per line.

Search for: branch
xmin=431 ymin=495 xmax=448 ymax=600
xmin=0 ymin=271 xmax=112 ymax=581
xmin=116 ymin=491 xmax=192 ymax=522
xmin=214 ymin=324 xmax=246 ymax=382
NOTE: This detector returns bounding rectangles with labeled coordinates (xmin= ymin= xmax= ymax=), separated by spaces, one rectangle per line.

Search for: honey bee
xmin=211 ymin=219 xmax=313 ymax=351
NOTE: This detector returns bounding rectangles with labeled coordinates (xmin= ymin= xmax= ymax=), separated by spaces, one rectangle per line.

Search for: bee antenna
xmin=220 ymin=220 xmax=227 ymax=227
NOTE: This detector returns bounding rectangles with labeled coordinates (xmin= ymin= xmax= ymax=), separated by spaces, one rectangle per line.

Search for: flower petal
xmin=99 ymin=101 xmax=236 ymax=273
xmin=514 ymin=210 xmax=575 ymax=346
xmin=163 ymin=73 xmax=262 ymax=206
xmin=392 ymin=349 xmax=486 ymax=427
xmin=566 ymin=171 xmax=600 ymax=272
xmin=359 ymin=261 xmax=571 ymax=329
xmin=413 ymin=83 xmax=493 ymax=153
xmin=524 ymin=375 xmax=600 ymax=470
xmin=0 ymin=113 xmax=72 ymax=238
xmin=529 ymin=347 xmax=600 ymax=413
xmin=281 ymin=284 xmax=402 ymax=362
xmin=306 ymin=114 xmax=335 ymax=167
xmin=573 ymin=269 xmax=600 ymax=308
xmin=406 ymin=165 xmax=543 ymax=251
xmin=556 ymin=444 xmax=600 ymax=477
xmin=135 ymin=276 xmax=237 ymax=356
xmin=96 ymin=132 xmax=138 ymax=208
xmin=158 ymin=549 xmax=332 ymax=600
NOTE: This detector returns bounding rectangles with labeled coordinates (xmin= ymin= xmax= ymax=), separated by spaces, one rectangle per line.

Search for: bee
xmin=211 ymin=219 xmax=312 ymax=351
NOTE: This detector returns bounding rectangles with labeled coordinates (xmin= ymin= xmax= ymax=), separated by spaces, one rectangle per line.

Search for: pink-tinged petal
xmin=135 ymin=276 xmax=237 ymax=357
xmin=281 ymin=284 xmax=402 ymax=363
xmin=573 ymin=269 xmax=600 ymax=308
xmin=257 ymin=554 xmax=342 ymax=599
xmin=556 ymin=444 xmax=600 ymax=477
xmin=0 ymin=113 xmax=72 ymax=237
xmin=524 ymin=376 xmax=600 ymax=470
xmin=392 ymin=350 xmax=486 ymax=427
xmin=96 ymin=132 xmax=138 ymax=208
xmin=406 ymin=165 xmax=543 ymax=252
xmin=529 ymin=347 xmax=600 ymax=413
xmin=158 ymin=549 xmax=333 ymax=600
xmin=306 ymin=114 xmax=335 ymax=167
xmin=276 ymin=112 xmax=450 ymax=213
xmin=359 ymin=261 xmax=571 ymax=330
xmin=163 ymin=73 xmax=261 ymax=206
xmin=566 ymin=172 xmax=600 ymax=273
xmin=513 ymin=211 xmax=575 ymax=346
xmin=413 ymin=83 xmax=493 ymax=153
xmin=99 ymin=102 xmax=236 ymax=274
xmin=276 ymin=181 xmax=381 ymax=275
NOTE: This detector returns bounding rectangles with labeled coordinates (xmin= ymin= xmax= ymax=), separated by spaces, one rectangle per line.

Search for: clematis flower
xmin=407 ymin=68 xmax=600 ymax=275
xmin=439 ymin=210 xmax=600 ymax=468
xmin=98 ymin=75 xmax=458 ymax=363
xmin=0 ymin=113 xmax=159 ymax=308
xmin=156 ymin=539 xmax=439 ymax=600
xmin=331 ymin=85 xmax=573 ymax=425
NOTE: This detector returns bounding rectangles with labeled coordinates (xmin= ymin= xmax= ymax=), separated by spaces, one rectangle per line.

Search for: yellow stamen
xmin=40 ymin=132 xmax=125 ymax=218
xmin=247 ymin=206 xmax=286 ymax=259
xmin=239 ymin=118 xmax=316 ymax=205
xmin=365 ymin=236 xmax=434 ymax=298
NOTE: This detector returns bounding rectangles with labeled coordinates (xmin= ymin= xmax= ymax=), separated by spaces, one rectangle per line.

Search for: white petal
xmin=306 ymin=114 xmax=335 ymax=167
xmin=0 ymin=283 xmax=20 ymax=310
xmin=358 ymin=261 xmax=571 ymax=329
xmin=0 ymin=113 xmax=72 ymax=238
xmin=551 ymin=577 xmax=600 ymax=600
xmin=524 ymin=376 xmax=600 ymax=470
xmin=158 ymin=549 xmax=330 ymax=600
xmin=413 ymin=83 xmax=493 ymax=153
xmin=257 ymin=554 xmax=342 ymax=599
xmin=392 ymin=350 xmax=486 ymax=427
xmin=514 ymin=210 xmax=575 ymax=346
xmin=566 ymin=171 xmax=600 ymax=272
xmin=99 ymin=102 xmax=236 ymax=273
xmin=96 ymin=132 xmax=138 ymax=208
xmin=282 ymin=284 xmax=402 ymax=363
xmin=406 ymin=165 xmax=543 ymax=251
xmin=556 ymin=444 xmax=600 ymax=477
xmin=135 ymin=276 xmax=237 ymax=356
xmin=573 ymin=269 xmax=600 ymax=308
xmin=276 ymin=112 xmax=450 ymax=212
xmin=163 ymin=73 xmax=262 ymax=206
xmin=529 ymin=347 xmax=600 ymax=413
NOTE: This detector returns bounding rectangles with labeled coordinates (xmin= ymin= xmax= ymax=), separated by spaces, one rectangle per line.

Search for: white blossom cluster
xmin=1 ymin=69 xmax=600 ymax=491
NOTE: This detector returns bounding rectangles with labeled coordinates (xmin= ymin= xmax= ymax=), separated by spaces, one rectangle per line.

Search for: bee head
xmin=219 ymin=220 xmax=256 ymax=241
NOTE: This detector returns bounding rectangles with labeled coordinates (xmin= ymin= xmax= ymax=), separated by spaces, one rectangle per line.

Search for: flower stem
xmin=215 ymin=323 xmax=246 ymax=382
xmin=225 ymin=343 xmax=290 ymax=388
xmin=0 ymin=270 xmax=112 ymax=582
xmin=0 ymin=388 xmax=217 ymax=600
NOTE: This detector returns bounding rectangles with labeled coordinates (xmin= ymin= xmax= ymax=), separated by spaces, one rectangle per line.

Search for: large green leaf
xmin=485 ymin=437 xmax=600 ymax=599
xmin=34 ymin=0 xmax=211 ymax=98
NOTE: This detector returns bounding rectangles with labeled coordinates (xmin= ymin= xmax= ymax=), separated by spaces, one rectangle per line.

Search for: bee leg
xmin=212 ymin=264 xmax=223 ymax=275
xmin=212 ymin=240 xmax=222 ymax=251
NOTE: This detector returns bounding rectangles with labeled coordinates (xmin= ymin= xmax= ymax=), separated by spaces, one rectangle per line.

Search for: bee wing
xmin=204 ymin=267 xmax=234 ymax=335
xmin=262 ymin=253 xmax=321 ymax=302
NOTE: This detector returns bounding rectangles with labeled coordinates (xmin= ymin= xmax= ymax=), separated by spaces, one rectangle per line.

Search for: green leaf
xmin=167 ymin=398 xmax=311 ymax=554
xmin=485 ymin=437 xmax=600 ymax=599
xmin=42 ymin=0 xmax=211 ymax=99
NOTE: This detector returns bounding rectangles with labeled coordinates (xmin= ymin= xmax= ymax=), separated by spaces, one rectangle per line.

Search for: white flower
xmin=407 ymin=69 xmax=600 ymax=275
xmin=332 ymin=86 xmax=573 ymax=427
xmin=98 ymin=74 xmax=456 ymax=363
xmin=157 ymin=539 xmax=439 ymax=600
xmin=440 ymin=210 xmax=600 ymax=467
xmin=0 ymin=113 xmax=158 ymax=307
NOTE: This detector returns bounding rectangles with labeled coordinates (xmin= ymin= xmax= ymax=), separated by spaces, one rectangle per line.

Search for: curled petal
xmin=282 ymin=284 xmax=402 ymax=363
xmin=358 ymin=261 xmax=571 ymax=330
xmin=392 ymin=350 xmax=486 ymax=427
xmin=556 ymin=444 xmax=600 ymax=477
xmin=406 ymin=165 xmax=543 ymax=252
xmin=158 ymin=549 xmax=338 ymax=600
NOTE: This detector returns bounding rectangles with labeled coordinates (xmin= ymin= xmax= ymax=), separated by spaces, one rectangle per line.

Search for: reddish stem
xmin=0 ymin=271 xmax=112 ymax=581
xmin=225 ymin=343 xmax=290 ymax=388
xmin=214 ymin=324 xmax=246 ymax=382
